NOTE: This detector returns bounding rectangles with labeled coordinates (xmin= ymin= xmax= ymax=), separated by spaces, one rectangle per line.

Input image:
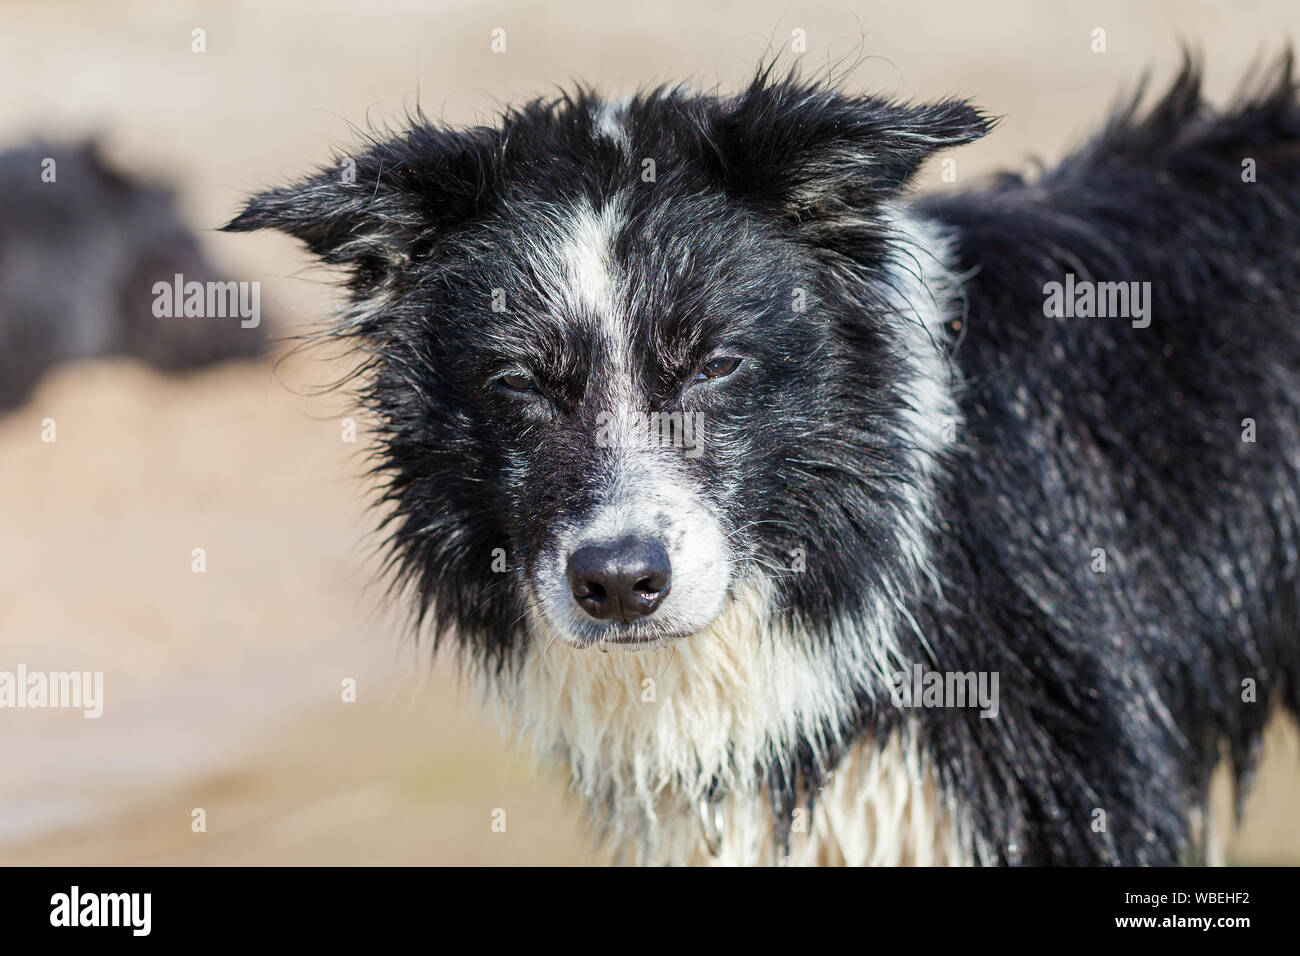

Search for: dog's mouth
xmin=588 ymin=625 xmax=693 ymax=652
xmin=533 ymin=599 xmax=717 ymax=651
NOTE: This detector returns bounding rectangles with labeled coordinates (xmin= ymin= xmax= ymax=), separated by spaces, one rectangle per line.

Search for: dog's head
xmin=227 ymin=72 xmax=987 ymax=659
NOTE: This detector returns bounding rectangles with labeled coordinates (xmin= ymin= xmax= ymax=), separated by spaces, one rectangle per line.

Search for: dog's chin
xmin=554 ymin=616 xmax=711 ymax=652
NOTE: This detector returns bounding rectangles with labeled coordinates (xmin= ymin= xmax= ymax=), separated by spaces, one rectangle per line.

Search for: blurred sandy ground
xmin=1 ymin=0 xmax=1297 ymax=864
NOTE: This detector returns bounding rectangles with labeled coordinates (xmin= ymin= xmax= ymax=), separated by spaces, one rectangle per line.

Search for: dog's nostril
xmin=633 ymin=570 xmax=668 ymax=595
xmin=566 ymin=536 xmax=672 ymax=623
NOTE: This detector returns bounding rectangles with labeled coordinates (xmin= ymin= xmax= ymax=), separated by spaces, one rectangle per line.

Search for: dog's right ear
xmin=223 ymin=125 xmax=499 ymax=271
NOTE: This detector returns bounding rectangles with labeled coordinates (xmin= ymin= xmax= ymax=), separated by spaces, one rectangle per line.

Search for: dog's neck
xmin=505 ymin=578 xmax=971 ymax=864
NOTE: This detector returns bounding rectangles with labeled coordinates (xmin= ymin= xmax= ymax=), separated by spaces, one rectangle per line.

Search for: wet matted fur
xmin=228 ymin=55 xmax=1300 ymax=865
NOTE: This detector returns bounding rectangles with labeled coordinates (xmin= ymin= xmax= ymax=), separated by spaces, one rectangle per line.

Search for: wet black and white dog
xmin=228 ymin=56 xmax=1300 ymax=865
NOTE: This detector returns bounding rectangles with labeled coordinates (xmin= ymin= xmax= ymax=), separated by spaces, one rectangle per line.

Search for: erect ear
xmin=223 ymin=124 xmax=499 ymax=272
xmin=702 ymin=74 xmax=992 ymax=217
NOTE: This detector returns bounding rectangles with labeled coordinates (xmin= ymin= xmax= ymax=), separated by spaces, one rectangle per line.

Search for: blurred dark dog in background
xmin=0 ymin=142 xmax=264 ymax=411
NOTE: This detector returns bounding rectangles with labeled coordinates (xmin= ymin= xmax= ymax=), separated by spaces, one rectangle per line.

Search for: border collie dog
xmin=229 ymin=56 xmax=1300 ymax=865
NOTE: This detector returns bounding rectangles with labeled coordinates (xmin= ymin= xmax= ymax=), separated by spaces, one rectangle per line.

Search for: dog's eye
xmin=696 ymin=356 xmax=742 ymax=382
xmin=497 ymin=371 xmax=538 ymax=394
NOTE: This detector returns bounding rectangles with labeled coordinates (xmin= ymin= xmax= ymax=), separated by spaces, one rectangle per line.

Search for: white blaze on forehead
xmin=557 ymin=200 xmax=620 ymax=316
xmin=530 ymin=195 xmax=634 ymax=387
xmin=534 ymin=198 xmax=623 ymax=319
xmin=592 ymin=99 xmax=632 ymax=156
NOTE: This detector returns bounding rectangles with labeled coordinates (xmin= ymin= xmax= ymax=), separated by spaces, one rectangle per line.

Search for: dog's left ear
xmin=702 ymin=76 xmax=992 ymax=216
xmin=223 ymin=125 xmax=498 ymax=275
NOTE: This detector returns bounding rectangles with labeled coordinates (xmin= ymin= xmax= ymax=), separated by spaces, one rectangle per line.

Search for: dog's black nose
xmin=567 ymin=536 xmax=671 ymax=622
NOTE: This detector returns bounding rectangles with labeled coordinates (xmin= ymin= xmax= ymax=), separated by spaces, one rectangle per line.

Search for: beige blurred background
xmin=1 ymin=0 xmax=1297 ymax=865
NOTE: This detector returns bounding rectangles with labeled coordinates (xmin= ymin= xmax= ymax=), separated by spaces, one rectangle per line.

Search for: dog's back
xmin=910 ymin=57 xmax=1300 ymax=863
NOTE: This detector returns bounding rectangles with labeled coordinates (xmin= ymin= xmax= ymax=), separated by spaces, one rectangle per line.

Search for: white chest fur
xmin=504 ymin=580 xmax=971 ymax=866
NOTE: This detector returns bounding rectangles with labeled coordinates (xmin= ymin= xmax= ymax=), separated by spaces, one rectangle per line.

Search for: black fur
xmin=228 ymin=55 xmax=1300 ymax=865
xmin=911 ymin=55 xmax=1300 ymax=864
